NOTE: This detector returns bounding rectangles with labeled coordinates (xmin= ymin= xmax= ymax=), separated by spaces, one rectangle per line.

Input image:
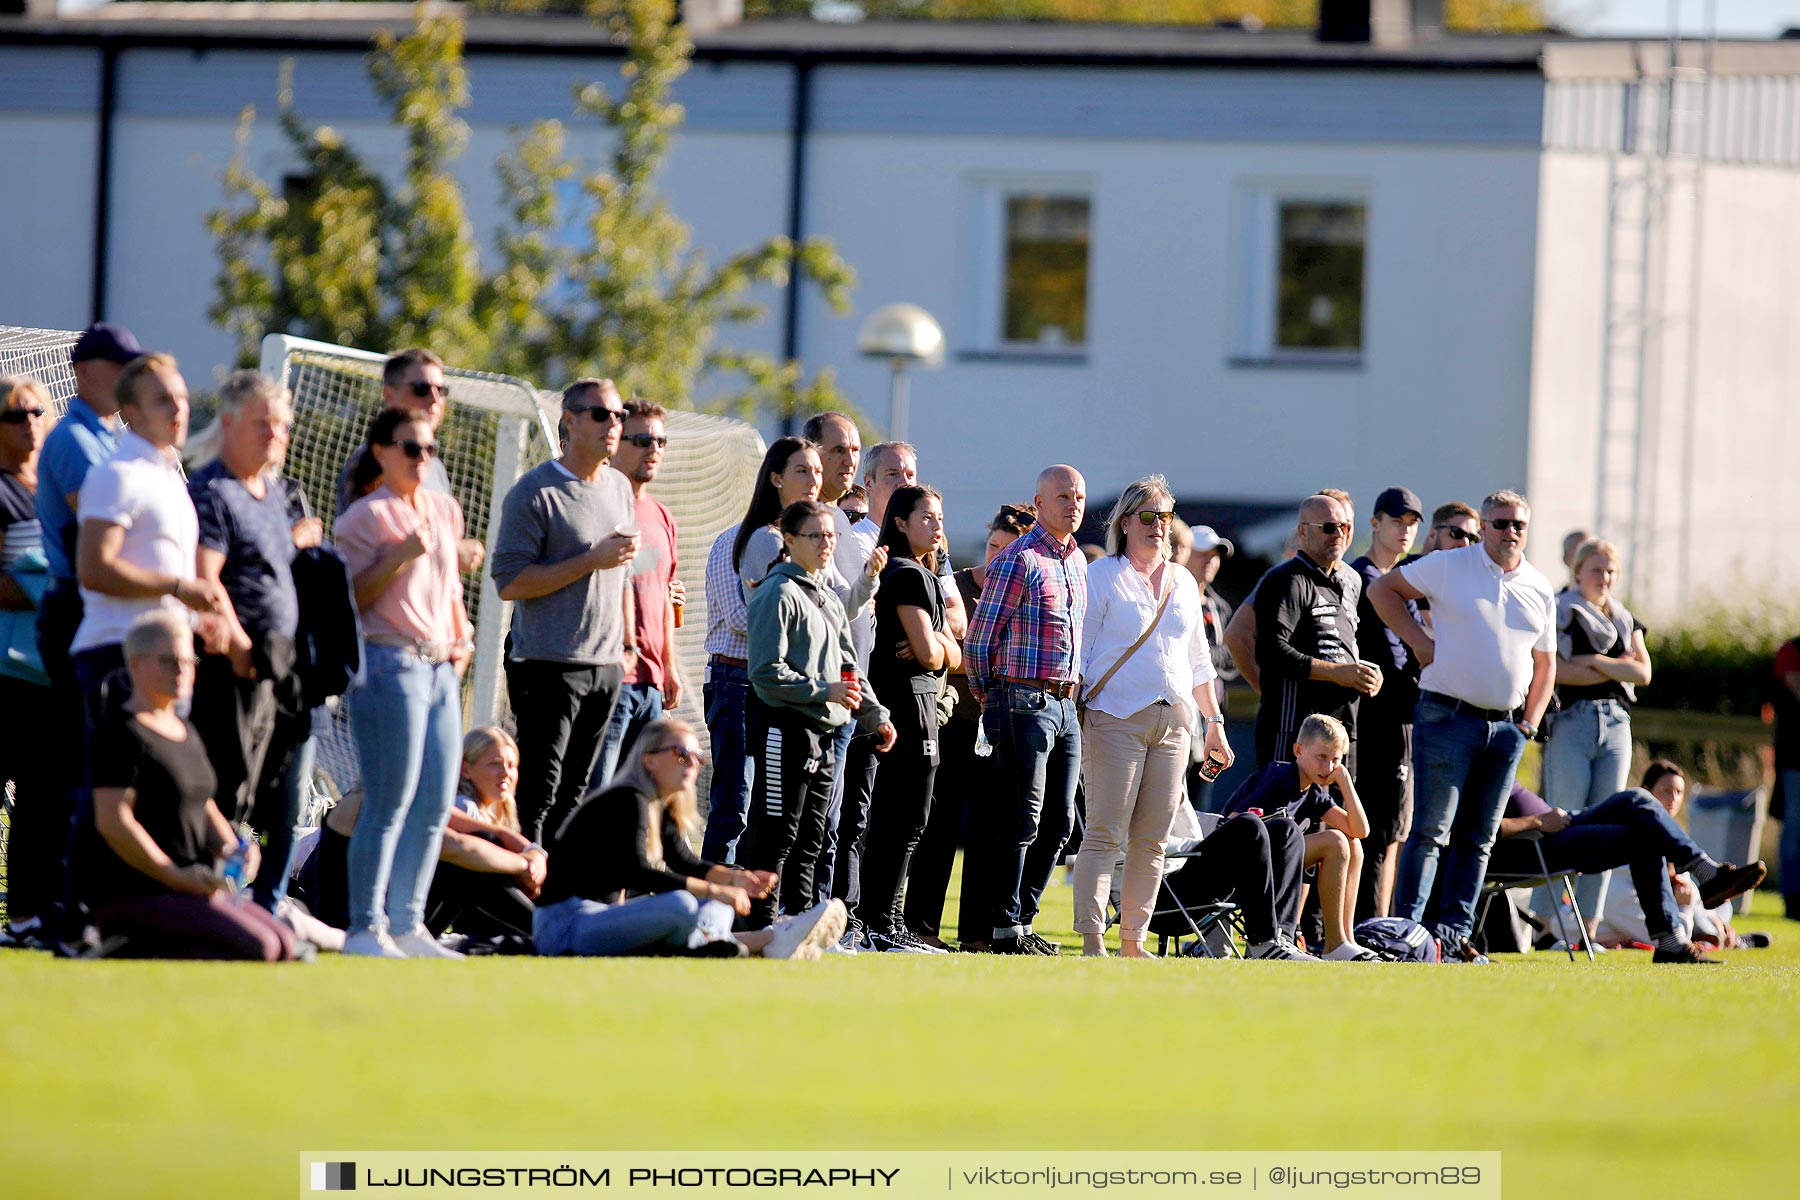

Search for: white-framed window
xmin=1234 ymin=181 xmax=1369 ymax=365
xmin=964 ymin=176 xmax=1093 ymax=356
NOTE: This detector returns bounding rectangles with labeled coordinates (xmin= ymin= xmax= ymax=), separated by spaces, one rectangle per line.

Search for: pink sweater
xmin=333 ymin=485 xmax=469 ymax=646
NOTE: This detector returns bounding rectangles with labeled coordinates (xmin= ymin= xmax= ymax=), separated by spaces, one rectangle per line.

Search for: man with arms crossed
xmin=1369 ymin=489 xmax=1556 ymax=962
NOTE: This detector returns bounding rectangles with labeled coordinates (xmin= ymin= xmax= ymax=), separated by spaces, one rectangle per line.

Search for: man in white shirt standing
xmin=73 ymin=354 xmax=227 ymax=723
xmin=1368 ymin=489 xmax=1556 ymax=962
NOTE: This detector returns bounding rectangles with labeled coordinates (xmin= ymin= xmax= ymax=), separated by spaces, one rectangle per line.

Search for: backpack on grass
xmin=1354 ymin=916 xmax=1440 ymax=963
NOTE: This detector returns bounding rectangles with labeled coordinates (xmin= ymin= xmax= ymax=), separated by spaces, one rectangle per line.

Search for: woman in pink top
xmin=332 ymin=407 xmax=473 ymax=959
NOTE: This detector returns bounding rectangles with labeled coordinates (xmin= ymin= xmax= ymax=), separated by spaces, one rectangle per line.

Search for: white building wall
xmin=0 ymin=47 xmax=101 ymax=333
xmin=799 ymin=132 xmax=1545 ymax=550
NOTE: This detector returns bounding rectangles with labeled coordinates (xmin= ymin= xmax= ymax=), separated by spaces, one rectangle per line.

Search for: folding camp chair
xmin=1146 ymin=812 xmax=1245 ymax=958
xmin=1476 ymin=829 xmax=1594 ymax=963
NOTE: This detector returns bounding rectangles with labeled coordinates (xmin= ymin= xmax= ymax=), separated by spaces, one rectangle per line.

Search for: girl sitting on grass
xmin=533 ymin=716 xmax=846 ymax=959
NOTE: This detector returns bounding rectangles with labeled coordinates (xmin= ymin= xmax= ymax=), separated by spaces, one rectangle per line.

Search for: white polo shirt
xmin=1079 ymin=556 xmax=1217 ymax=728
xmin=71 ymin=430 xmax=197 ymax=654
xmin=1398 ymin=543 xmax=1555 ymax=712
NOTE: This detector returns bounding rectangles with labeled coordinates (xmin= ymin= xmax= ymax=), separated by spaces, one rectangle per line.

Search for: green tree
xmin=208 ymin=1 xmax=857 ymax=425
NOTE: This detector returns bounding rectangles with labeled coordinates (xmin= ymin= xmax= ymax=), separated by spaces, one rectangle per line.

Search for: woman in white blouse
xmin=1073 ymin=475 xmax=1233 ymax=957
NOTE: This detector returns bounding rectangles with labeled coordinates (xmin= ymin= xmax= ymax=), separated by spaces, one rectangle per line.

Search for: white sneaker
xmin=1324 ymin=940 xmax=1383 ymax=962
xmin=343 ymin=929 xmax=407 ymax=959
xmin=392 ymin=927 xmax=466 ymax=960
xmin=765 ymin=899 xmax=848 ymax=961
xmin=276 ymin=900 xmax=347 ymax=953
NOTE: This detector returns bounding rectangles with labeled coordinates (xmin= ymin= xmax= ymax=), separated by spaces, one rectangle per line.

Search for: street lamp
xmin=857 ymin=303 xmax=944 ymax=442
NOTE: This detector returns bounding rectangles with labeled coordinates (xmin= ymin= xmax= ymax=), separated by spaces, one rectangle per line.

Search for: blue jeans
xmin=985 ymin=683 xmax=1081 ymax=940
xmin=1540 ymin=698 xmax=1633 ymax=921
xmin=1781 ymin=769 xmax=1800 ymax=916
xmin=701 ymin=661 xmax=755 ymax=863
xmin=533 ymin=891 xmax=736 ymax=956
xmin=345 ymin=645 xmax=462 ymax=935
xmin=1491 ymin=788 xmax=1700 ymax=938
xmin=589 ymin=682 xmax=666 ymax=791
xmin=1396 ymin=695 xmax=1528 ymax=947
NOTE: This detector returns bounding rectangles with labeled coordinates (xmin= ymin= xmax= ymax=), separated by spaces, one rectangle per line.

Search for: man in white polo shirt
xmin=1368 ymin=489 xmax=1556 ymax=961
xmin=72 ymin=353 xmax=228 ymax=725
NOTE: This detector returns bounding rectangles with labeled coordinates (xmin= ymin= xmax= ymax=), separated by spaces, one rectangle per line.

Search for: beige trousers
xmin=1072 ymin=702 xmax=1190 ymax=937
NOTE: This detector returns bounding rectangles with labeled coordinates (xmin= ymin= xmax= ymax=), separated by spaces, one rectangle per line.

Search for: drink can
xmin=672 ymin=600 xmax=684 ymax=629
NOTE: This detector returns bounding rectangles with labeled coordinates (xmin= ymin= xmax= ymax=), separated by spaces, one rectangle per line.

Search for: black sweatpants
xmin=829 ymin=730 xmax=882 ymax=914
xmin=904 ymin=709 xmax=978 ymax=938
xmin=1354 ymin=708 xmax=1413 ymax=923
xmin=190 ymin=654 xmax=277 ymax=826
xmin=21 ymin=581 xmax=83 ymax=930
xmin=858 ymin=689 xmax=940 ymax=935
xmin=1159 ymin=813 xmax=1307 ymax=945
xmin=506 ymin=659 xmax=623 ymax=842
xmin=739 ymin=705 xmax=837 ymax=929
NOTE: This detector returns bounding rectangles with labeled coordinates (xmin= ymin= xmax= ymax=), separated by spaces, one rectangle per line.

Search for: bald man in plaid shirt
xmin=964 ymin=465 xmax=1089 ymax=956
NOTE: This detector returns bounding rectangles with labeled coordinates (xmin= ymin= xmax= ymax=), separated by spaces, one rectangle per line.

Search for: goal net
xmin=0 ymin=326 xmax=80 ymax=413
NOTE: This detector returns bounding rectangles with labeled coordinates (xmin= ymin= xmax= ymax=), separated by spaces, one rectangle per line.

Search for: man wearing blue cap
xmin=13 ymin=323 xmax=140 ymax=947
xmin=1350 ymin=486 xmax=1424 ymax=919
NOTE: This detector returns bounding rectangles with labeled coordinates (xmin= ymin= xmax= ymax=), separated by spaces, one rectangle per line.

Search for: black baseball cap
xmin=1373 ymin=486 xmax=1423 ymax=519
xmin=70 ymin=322 xmax=145 ymax=365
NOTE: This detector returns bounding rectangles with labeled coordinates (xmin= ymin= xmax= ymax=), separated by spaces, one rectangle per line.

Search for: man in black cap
xmin=7 ymin=323 xmax=141 ymax=947
xmin=1349 ymin=486 xmax=1424 ymax=919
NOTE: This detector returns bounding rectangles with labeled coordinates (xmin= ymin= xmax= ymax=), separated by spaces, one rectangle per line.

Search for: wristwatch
xmin=1201 ymin=715 xmax=1226 ymax=727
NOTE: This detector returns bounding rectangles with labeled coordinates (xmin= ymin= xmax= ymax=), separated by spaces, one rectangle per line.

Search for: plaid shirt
xmin=703 ymin=523 xmax=748 ymax=661
xmin=964 ymin=523 xmax=1088 ymax=698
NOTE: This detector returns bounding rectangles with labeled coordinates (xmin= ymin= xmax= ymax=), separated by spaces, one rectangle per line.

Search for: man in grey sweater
xmin=491 ymin=378 xmax=640 ymax=842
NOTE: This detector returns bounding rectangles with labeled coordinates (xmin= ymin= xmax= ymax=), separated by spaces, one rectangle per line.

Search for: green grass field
xmin=2 ymin=874 xmax=1797 ymax=1200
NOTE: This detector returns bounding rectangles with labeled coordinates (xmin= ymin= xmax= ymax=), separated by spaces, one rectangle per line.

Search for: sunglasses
xmin=1303 ymin=522 xmax=1351 ymax=536
xmin=653 ymin=744 xmax=706 ymax=767
xmin=407 ymin=380 xmax=449 ymax=399
xmin=1487 ymin=518 xmax=1528 ymax=532
xmin=843 ymin=510 xmax=869 ymax=525
xmin=1434 ymin=525 xmax=1479 ymax=543
xmin=1134 ymin=510 xmax=1175 ymax=527
xmin=392 ymin=439 xmax=438 ymax=460
xmin=0 ymin=406 xmax=47 ymax=425
xmin=571 ymin=405 xmax=625 ymax=425
xmin=623 ymin=433 xmax=669 ymax=448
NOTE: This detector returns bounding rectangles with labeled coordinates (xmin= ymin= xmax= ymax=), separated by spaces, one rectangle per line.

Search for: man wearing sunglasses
xmin=588 ymin=399 xmax=686 ymax=789
xmin=492 ymin=378 xmax=641 ymax=843
xmin=335 ymin=348 xmax=484 ymax=575
xmin=1251 ymin=493 xmax=1379 ymax=777
xmin=1369 ymin=489 xmax=1557 ymax=962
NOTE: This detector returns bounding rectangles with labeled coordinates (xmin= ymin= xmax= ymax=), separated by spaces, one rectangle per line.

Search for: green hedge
xmin=1643 ymin=594 xmax=1799 ymax=717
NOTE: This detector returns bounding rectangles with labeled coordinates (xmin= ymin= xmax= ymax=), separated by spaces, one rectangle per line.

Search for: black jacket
xmin=1252 ymin=551 xmax=1363 ymax=764
xmin=290 ymin=545 xmax=363 ymax=710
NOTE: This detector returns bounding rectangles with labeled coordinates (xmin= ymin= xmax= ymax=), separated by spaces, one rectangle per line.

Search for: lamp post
xmin=857 ymin=303 xmax=944 ymax=441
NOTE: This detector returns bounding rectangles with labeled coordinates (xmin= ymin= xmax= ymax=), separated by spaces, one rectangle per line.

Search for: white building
xmin=1 ymin=4 xmax=1796 ymax=615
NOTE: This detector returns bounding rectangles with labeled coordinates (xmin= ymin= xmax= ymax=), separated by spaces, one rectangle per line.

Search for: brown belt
xmin=710 ymin=654 xmax=748 ymax=669
xmin=999 ymin=675 xmax=1078 ymax=699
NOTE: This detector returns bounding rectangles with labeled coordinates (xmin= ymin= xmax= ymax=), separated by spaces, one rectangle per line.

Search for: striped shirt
xmin=703 ymin=523 xmax=748 ymax=662
xmin=964 ymin=523 xmax=1088 ymax=698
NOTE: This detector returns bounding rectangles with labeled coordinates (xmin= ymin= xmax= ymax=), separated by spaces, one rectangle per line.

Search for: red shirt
xmin=627 ymin=490 xmax=679 ymax=690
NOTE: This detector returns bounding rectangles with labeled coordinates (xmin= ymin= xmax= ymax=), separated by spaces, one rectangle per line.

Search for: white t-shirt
xmin=1079 ymin=556 xmax=1217 ymax=728
xmin=834 ymin=510 xmax=881 ymax=671
xmin=1398 ymin=543 xmax=1555 ymax=712
xmin=72 ymin=430 xmax=198 ymax=654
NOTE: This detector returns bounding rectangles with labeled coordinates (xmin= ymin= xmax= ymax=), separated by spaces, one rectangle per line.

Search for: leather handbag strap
xmin=1081 ymin=574 xmax=1176 ymax=711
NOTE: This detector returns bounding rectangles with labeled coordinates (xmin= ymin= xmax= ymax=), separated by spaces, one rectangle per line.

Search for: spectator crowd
xmin=0 ymin=323 xmax=1783 ymax=964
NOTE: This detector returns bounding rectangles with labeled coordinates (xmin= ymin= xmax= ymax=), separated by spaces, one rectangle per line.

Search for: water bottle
xmin=974 ymin=718 xmax=993 ymax=758
xmin=220 ymin=828 xmax=254 ymax=896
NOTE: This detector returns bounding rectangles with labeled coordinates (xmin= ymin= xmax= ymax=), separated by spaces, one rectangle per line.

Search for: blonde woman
xmin=533 ymin=716 xmax=846 ymax=959
xmin=1073 ymin=475 xmax=1232 ymax=958
xmin=1544 ymin=538 xmax=1651 ymax=942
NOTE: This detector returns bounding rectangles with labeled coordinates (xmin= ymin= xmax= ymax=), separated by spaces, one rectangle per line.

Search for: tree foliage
xmin=208 ymin=1 xmax=857 ymax=424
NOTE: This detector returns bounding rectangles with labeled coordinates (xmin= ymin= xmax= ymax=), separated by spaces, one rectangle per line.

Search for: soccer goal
xmin=0 ymin=326 xmax=79 ymax=411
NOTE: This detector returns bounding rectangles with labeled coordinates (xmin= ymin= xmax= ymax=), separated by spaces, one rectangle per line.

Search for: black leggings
xmin=858 ymin=690 xmax=940 ymax=935
xmin=739 ymin=706 xmax=836 ymax=929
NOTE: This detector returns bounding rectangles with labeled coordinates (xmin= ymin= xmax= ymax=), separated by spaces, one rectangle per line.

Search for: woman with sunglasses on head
xmin=741 ymin=500 xmax=893 ymax=932
xmin=332 ymin=406 xmax=474 ymax=959
xmin=534 ymin=717 xmax=845 ymax=958
xmin=1073 ymin=476 xmax=1232 ymax=958
xmin=905 ymin=502 xmax=1036 ymax=951
xmin=84 ymin=611 xmax=297 ymax=960
xmin=856 ymin=485 xmax=959 ymax=953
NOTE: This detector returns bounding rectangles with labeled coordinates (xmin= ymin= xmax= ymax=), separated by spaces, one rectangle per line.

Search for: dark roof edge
xmin=0 ymin=19 xmax=1548 ymax=73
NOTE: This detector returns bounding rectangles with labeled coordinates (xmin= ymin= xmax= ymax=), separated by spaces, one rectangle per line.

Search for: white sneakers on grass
xmin=342 ymin=927 xmax=466 ymax=960
xmin=766 ymin=899 xmax=848 ymax=961
xmin=1323 ymin=940 xmax=1383 ymax=963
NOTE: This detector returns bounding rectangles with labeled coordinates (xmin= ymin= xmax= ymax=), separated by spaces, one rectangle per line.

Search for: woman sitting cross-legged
xmin=85 ymin=609 xmax=297 ymax=961
xmin=533 ymin=716 xmax=847 ymax=959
